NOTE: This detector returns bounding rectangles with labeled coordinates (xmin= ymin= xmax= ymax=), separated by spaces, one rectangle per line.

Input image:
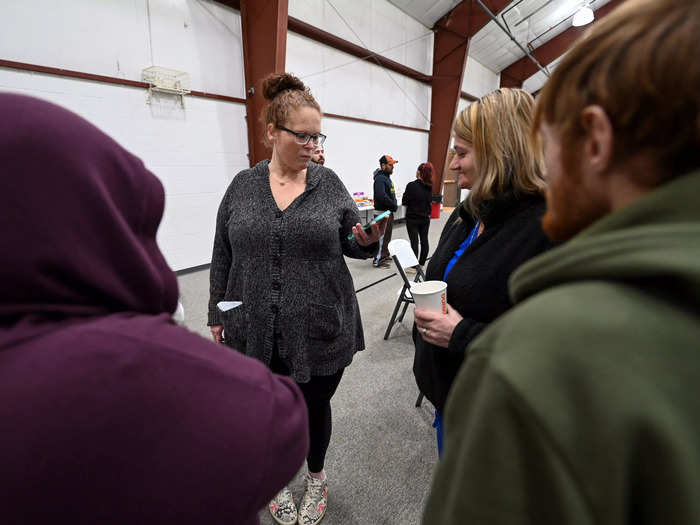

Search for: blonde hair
xmin=454 ymin=88 xmax=546 ymax=218
xmin=533 ymin=0 xmax=700 ymax=181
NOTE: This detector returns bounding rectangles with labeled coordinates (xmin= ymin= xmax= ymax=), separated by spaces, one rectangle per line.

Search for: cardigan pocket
xmin=308 ymin=303 xmax=343 ymax=340
xmin=221 ymin=305 xmax=248 ymax=350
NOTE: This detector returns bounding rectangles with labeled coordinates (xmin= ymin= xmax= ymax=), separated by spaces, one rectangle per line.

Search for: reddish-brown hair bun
xmin=260 ymin=73 xmax=322 ymax=147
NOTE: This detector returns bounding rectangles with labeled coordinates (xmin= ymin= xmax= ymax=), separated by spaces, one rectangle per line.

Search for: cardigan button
xmin=270 ymin=304 xmax=279 ymax=313
xmin=272 ymin=281 xmax=280 ymax=290
xmin=275 ymin=211 xmax=283 ymax=218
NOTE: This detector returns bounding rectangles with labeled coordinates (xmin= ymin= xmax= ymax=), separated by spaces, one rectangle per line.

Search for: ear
xmin=266 ymin=123 xmax=276 ymax=144
xmin=580 ymin=106 xmax=614 ymax=175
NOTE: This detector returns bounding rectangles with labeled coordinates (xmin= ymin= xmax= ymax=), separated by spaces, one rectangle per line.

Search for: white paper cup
xmin=411 ymin=280 xmax=447 ymax=314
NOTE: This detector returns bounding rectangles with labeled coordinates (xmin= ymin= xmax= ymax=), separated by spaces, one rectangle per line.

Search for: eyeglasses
xmin=278 ymin=126 xmax=327 ymax=146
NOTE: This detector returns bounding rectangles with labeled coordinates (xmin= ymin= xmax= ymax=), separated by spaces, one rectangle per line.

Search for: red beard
xmin=542 ymin=165 xmax=610 ymax=241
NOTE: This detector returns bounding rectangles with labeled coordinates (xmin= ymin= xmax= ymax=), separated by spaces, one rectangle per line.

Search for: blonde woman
xmin=412 ymin=88 xmax=554 ymax=453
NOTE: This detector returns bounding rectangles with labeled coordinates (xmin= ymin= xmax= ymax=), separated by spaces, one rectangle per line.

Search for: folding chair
xmin=384 ymin=239 xmax=426 ymax=407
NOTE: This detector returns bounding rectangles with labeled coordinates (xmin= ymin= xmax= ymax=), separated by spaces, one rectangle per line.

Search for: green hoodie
xmin=423 ymin=170 xmax=700 ymax=525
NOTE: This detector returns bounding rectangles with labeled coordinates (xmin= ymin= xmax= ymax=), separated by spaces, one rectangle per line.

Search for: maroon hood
xmin=0 ymin=95 xmax=308 ymax=523
xmin=0 ymin=93 xmax=178 ymax=321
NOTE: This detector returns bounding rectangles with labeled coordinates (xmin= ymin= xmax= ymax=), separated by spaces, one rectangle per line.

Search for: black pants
xmin=406 ymin=219 xmax=430 ymax=265
xmin=270 ymin=347 xmax=344 ymax=473
xmin=374 ymin=212 xmax=394 ymax=263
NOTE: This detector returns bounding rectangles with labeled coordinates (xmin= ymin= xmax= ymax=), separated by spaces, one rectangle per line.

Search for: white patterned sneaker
xmin=297 ymin=473 xmax=327 ymax=525
xmin=269 ymin=486 xmax=297 ymax=525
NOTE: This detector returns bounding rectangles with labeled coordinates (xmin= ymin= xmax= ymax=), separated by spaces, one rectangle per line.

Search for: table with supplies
xmin=357 ymin=204 xmax=374 ymax=224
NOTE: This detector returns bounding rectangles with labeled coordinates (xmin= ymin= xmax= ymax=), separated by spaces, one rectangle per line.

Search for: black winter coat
xmin=413 ymin=192 xmax=554 ymax=413
xmin=373 ymin=169 xmax=398 ymax=212
xmin=402 ymin=179 xmax=432 ymax=223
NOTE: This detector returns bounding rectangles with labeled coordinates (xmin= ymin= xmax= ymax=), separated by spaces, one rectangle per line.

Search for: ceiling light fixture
xmin=572 ymin=6 xmax=595 ymax=27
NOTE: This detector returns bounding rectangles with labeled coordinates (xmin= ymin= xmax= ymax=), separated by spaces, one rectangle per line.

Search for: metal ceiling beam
xmin=240 ymin=0 xmax=288 ymax=166
xmin=428 ymin=0 xmax=510 ymax=207
xmin=475 ymin=0 xmax=550 ymax=80
xmin=500 ymin=0 xmax=627 ymax=88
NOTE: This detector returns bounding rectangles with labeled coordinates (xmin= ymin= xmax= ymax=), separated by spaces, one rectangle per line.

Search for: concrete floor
xmin=177 ymin=212 xmax=451 ymax=525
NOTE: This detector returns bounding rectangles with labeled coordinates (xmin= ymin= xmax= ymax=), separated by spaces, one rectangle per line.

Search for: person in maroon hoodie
xmin=0 ymin=93 xmax=309 ymax=524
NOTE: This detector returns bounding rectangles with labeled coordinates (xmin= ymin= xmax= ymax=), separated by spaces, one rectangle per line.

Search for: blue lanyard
xmin=443 ymin=221 xmax=481 ymax=281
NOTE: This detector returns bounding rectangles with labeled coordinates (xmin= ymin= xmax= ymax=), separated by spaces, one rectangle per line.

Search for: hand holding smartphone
xmin=347 ymin=210 xmax=391 ymax=241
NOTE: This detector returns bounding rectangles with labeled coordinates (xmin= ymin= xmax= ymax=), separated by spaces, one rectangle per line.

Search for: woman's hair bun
xmin=262 ymin=73 xmax=307 ymax=100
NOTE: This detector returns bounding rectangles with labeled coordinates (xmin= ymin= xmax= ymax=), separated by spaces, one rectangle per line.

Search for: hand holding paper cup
xmin=411 ymin=280 xmax=447 ymax=314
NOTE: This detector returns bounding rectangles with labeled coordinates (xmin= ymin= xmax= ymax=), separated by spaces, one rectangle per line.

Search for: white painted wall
xmin=462 ymin=55 xmax=499 ymax=98
xmin=288 ymin=5 xmax=498 ymax=129
xmin=287 ymin=33 xmax=431 ymax=130
xmin=455 ymin=57 xmax=499 ymax=203
xmin=0 ymin=0 xmax=245 ymax=98
xmin=286 ymin=0 xmax=433 ymax=202
xmin=457 ymin=56 xmax=500 ymax=116
xmin=321 ymin=116 xmax=428 ymax=201
xmin=289 ymin=0 xmax=434 ymax=76
xmin=287 ymin=0 xmax=434 ymax=131
xmin=523 ymin=53 xmax=564 ymax=94
xmin=0 ymin=0 xmax=248 ymax=271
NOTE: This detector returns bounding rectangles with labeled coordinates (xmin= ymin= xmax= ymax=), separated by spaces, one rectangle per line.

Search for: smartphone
xmin=347 ymin=210 xmax=391 ymax=240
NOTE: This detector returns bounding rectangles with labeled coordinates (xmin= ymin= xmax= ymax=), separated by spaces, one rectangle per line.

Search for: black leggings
xmin=406 ymin=219 xmax=430 ymax=265
xmin=270 ymin=347 xmax=344 ymax=473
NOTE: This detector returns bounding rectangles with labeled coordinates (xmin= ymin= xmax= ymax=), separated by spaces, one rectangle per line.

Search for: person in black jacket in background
xmin=372 ymin=155 xmax=399 ymax=267
xmin=402 ymin=162 xmax=434 ymax=273
xmin=412 ymin=89 xmax=554 ymax=454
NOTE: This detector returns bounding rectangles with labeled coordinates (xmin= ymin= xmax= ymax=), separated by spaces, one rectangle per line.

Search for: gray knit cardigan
xmin=208 ymin=160 xmax=376 ymax=382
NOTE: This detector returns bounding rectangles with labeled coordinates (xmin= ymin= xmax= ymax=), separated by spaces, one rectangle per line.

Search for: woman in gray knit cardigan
xmin=208 ymin=73 xmax=386 ymax=525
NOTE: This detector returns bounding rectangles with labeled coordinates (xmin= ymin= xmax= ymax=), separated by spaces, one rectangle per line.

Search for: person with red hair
xmin=402 ymin=162 xmax=434 ymax=272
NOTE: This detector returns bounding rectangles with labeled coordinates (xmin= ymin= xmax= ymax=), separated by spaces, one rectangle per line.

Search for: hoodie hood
xmin=510 ymin=170 xmax=700 ymax=309
xmin=0 ymin=94 xmax=178 ymax=323
xmin=374 ymin=168 xmax=390 ymax=179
